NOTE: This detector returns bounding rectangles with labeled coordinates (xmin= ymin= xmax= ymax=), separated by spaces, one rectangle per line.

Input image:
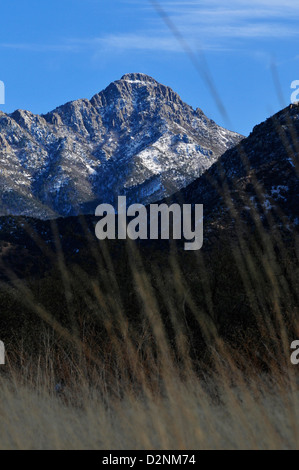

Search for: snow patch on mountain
xmin=0 ymin=73 xmax=243 ymax=218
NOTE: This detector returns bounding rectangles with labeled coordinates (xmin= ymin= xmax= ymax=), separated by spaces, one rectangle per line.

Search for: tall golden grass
xmin=0 ymin=222 xmax=298 ymax=450
xmin=1 ymin=338 xmax=299 ymax=450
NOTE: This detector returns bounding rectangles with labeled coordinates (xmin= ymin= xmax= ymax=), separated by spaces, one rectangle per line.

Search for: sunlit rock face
xmin=0 ymin=73 xmax=242 ymax=219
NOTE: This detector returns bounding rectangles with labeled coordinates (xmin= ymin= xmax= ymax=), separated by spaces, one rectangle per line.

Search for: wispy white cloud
xmin=92 ymin=0 xmax=299 ymax=54
xmin=79 ymin=34 xmax=233 ymax=53
xmin=152 ymin=0 xmax=299 ymax=40
xmin=0 ymin=1 xmax=298 ymax=55
xmin=82 ymin=34 xmax=180 ymax=52
xmin=153 ymin=0 xmax=299 ymax=16
xmin=0 ymin=43 xmax=80 ymax=52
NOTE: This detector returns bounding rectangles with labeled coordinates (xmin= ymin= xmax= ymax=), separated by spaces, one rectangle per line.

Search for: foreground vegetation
xmin=0 ymin=227 xmax=297 ymax=449
xmin=0 ymin=118 xmax=298 ymax=448
xmin=1 ymin=342 xmax=299 ymax=450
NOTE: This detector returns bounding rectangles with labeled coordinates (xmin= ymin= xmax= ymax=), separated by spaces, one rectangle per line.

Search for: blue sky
xmin=0 ymin=0 xmax=298 ymax=136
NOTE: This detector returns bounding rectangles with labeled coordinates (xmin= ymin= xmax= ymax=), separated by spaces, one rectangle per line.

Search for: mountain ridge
xmin=0 ymin=104 xmax=298 ymax=256
xmin=0 ymin=73 xmax=242 ymax=219
xmin=167 ymin=103 xmax=299 ymax=237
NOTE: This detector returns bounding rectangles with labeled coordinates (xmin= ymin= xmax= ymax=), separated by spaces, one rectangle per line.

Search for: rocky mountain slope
xmin=0 ymin=103 xmax=297 ymax=303
xmin=0 ymin=73 xmax=241 ymax=219
xmin=0 ymin=105 xmax=298 ymax=262
xmin=170 ymin=103 xmax=299 ymax=238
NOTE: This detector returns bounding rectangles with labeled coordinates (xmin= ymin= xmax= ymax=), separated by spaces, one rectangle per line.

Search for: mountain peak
xmin=120 ymin=73 xmax=158 ymax=85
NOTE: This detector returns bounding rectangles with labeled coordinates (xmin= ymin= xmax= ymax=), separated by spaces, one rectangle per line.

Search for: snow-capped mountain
xmin=0 ymin=104 xmax=298 ymax=283
xmin=0 ymin=73 xmax=242 ymax=218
